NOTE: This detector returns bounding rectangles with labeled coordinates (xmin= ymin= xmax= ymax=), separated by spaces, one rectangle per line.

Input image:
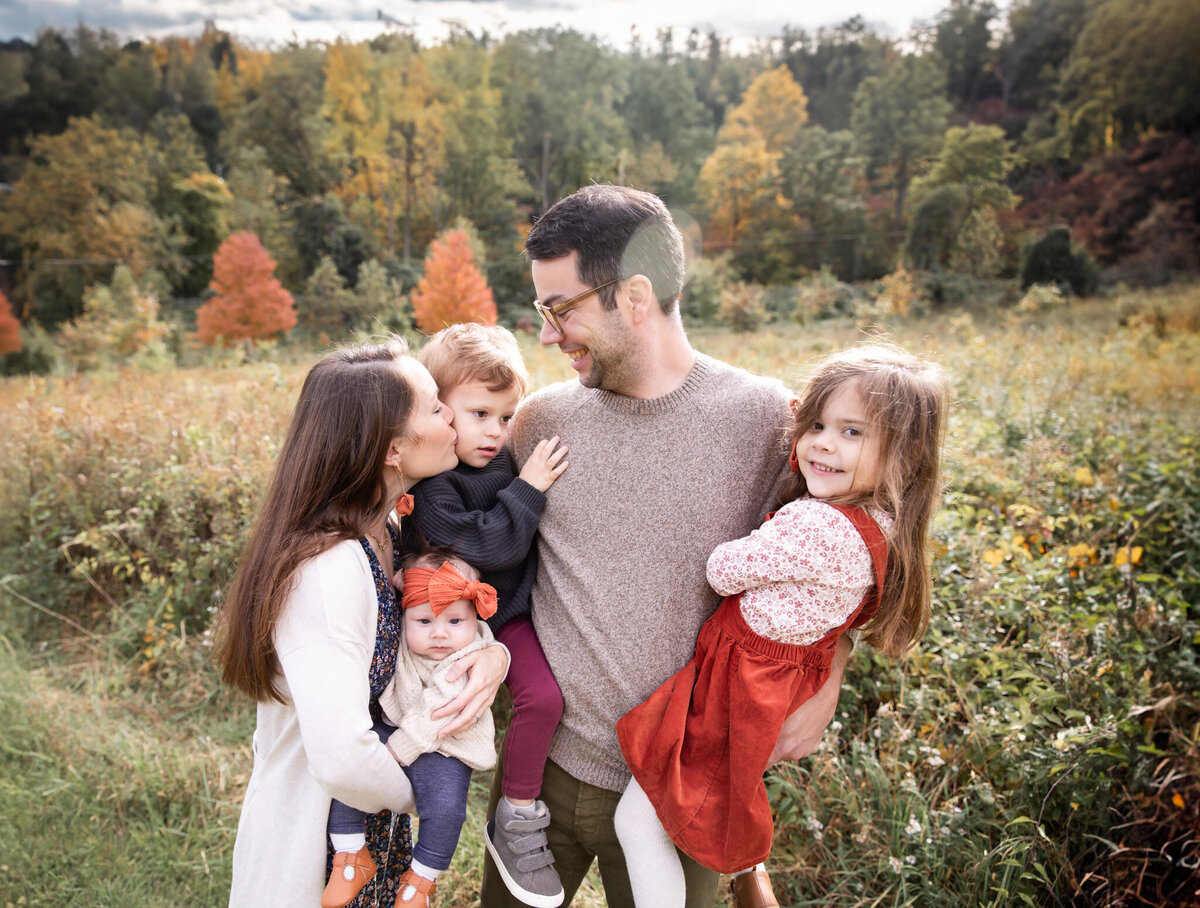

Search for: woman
xmin=216 ymin=338 xmax=510 ymax=907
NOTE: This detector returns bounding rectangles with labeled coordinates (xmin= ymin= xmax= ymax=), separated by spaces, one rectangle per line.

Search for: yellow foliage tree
xmin=724 ymin=64 xmax=809 ymax=153
xmin=58 ymin=266 xmax=172 ymax=370
xmin=696 ymin=121 xmax=781 ymax=249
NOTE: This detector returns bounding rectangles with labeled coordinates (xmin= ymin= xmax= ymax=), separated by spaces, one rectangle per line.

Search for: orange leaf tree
xmin=196 ymin=231 xmax=296 ymax=345
xmin=0 ymin=290 xmax=21 ymax=355
xmin=410 ymin=228 xmax=497 ymax=332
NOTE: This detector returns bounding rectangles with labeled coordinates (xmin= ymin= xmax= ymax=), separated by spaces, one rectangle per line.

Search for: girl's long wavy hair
xmin=774 ymin=343 xmax=949 ymax=657
xmin=215 ymin=338 xmax=416 ymax=702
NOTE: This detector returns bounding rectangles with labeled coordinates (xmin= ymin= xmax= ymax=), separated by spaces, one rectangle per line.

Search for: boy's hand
xmin=519 ymin=436 xmax=569 ymax=492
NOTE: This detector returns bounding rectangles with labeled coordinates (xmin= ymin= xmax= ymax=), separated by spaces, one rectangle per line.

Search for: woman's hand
xmin=431 ymin=643 xmax=509 ymax=738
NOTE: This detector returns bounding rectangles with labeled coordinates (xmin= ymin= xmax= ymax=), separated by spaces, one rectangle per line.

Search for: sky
xmin=1 ymin=0 xmax=956 ymax=49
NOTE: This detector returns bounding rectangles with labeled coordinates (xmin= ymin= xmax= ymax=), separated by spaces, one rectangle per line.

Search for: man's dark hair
xmin=524 ymin=184 xmax=686 ymax=314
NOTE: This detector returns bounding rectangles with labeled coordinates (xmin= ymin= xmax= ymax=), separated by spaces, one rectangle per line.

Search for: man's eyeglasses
xmin=532 ymin=278 xmax=620 ymax=334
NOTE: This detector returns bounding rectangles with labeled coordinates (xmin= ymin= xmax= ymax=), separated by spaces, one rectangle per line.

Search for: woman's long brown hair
xmin=215 ymin=338 xmax=417 ymax=702
xmin=774 ymin=343 xmax=949 ymax=658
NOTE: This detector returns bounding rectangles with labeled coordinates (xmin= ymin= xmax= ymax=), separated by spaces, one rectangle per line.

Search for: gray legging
xmin=327 ymin=721 xmax=472 ymax=871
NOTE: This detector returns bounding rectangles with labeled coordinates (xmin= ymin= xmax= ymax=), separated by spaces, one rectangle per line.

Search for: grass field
xmin=1 ymin=285 xmax=1198 ymax=907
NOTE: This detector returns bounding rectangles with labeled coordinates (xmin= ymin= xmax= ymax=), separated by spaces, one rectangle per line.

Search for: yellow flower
xmin=983 ymin=549 xmax=1006 ymax=567
xmin=1073 ymin=466 xmax=1096 ymax=486
xmin=1068 ymin=543 xmax=1096 ymax=564
xmin=1114 ymin=546 xmax=1144 ymax=567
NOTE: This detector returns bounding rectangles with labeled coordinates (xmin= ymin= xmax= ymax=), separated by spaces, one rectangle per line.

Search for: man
xmin=483 ymin=185 xmax=852 ymax=908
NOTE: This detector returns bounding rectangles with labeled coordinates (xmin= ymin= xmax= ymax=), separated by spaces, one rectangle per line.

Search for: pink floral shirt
xmin=706 ymin=498 xmax=891 ymax=646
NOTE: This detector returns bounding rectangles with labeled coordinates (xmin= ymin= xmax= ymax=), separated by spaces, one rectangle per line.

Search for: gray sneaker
xmin=484 ymin=799 xmax=564 ymax=908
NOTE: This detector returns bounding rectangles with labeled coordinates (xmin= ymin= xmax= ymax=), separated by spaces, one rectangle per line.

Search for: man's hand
xmin=769 ymin=635 xmax=852 ymax=764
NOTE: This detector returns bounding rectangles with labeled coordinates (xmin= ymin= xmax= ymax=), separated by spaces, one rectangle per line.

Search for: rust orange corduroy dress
xmin=616 ymin=504 xmax=887 ymax=873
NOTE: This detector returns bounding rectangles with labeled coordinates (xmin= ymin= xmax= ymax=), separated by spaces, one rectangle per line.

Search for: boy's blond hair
xmin=418 ymin=323 xmax=529 ymax=397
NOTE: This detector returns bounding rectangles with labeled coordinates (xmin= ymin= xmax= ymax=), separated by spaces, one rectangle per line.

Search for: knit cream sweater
xmin=379 ymin=627 xmax=498 ymax=771
xmin=509 ymin=353 xmax=792 ymax=792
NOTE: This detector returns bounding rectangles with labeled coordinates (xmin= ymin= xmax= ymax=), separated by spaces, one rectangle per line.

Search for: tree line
xmin=0 ymin=0 xmax=1197 ymax=343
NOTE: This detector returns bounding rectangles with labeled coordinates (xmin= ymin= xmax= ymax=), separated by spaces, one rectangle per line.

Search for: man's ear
xmin=624 ymin=274 xmax=655 ymax=324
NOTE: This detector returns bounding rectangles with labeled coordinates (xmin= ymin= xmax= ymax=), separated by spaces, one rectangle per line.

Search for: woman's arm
xmin=430 ymin=642 xmax=510 ymax=738
xmin=277 ymin=544 xmax=415 ymax=813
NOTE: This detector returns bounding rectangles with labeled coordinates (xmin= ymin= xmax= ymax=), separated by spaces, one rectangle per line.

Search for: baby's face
xmin=441 ymin=380 xmax=521 ymax=469
xmin=403 ymin=598 xmax=478 ymax=660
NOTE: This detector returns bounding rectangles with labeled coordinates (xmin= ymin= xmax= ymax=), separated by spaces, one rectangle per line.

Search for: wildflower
xmin=983 ymin=548 xmax=1005 ymax=567
xmin=906 ymin=855 xmax=917 ymax=864
xmin=905 ymin=816 xmax=922 ymax=837
xmin=1073 ymin=466 xmax=1095 ymax=486
xmin=927 ymin=753 xmax=945 ymax=768
xmin=1114 ymin=546 xmax=1143 ymax=573
xmin=888 ymin=856 xmax=903 ymax=874
xmin=1068 ymin=542 xmax=1096 ymax=565
xmin=805 ymin=815 xmax=825 ymax=841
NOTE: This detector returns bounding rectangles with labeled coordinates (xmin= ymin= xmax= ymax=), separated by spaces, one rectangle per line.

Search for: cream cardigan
xmin=228 ymin=539 xmax=417 ymax=908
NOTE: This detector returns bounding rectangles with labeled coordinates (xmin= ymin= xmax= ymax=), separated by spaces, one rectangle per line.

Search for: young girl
xmin=322 ymin=551 xmax=502 ymax=908
xmin=614 ymin=343 xmax=948 ymax=908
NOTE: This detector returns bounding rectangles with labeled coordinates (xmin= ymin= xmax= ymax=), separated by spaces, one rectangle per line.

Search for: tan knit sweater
xmin=509 ymin=353 xmax=792 ymax=792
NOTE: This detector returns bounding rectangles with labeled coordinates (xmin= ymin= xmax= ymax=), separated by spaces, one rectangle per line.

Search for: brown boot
xmin=321 ymin=846 xmax=377 ymax=908
xmin=730 ymin=868 xmax=780 ymax=908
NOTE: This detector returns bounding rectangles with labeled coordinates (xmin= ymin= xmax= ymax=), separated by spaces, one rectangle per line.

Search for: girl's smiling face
xmin=796 ymin=381 xmax=881 ymax=499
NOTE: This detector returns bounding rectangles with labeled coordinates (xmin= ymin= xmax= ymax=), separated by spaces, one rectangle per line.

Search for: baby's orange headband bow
xmin=401 ymin=561 xmax=497 ymax=620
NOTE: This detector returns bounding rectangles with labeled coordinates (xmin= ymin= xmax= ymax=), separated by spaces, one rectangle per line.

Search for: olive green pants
xmin=480 ymin=757 xmax=720 ymax=908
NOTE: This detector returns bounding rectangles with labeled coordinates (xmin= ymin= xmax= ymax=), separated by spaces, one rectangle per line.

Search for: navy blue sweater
xmin=403 ymin=448 xmax=545 ymax=633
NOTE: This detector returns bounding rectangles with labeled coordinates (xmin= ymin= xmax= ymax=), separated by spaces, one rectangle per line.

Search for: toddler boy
xmin=405 ymin=323 xmax=568 ymax=908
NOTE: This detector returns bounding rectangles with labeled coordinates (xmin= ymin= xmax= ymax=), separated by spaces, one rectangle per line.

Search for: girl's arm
xmin=707 ymin=500 xmax=869 ymax=596
xmin=768 ymin=635 xmax=851 ymax=763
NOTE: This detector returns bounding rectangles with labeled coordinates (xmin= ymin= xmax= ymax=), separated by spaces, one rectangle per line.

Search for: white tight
xmin=614 ymin=777 xmax=686 ymax=908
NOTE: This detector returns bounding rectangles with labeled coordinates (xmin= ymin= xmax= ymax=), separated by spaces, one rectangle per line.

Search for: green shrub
xmin=719 ymin=281 xmax=768 ymax=332
xmin=1021 ymin=226 xmax=1101 ymax=296
xmin=0 ymin=321 xmax=61 ymax=375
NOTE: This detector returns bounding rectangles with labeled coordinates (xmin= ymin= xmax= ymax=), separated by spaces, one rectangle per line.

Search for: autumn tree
xmin=725 ymin=65 xmax=809 ymax=153
xmin=0 ymin=115 xmax=183 ymax=326
xmin=697 ymin=65 xmax=811 ymax=282
xmin=0 ymin=290 xmax=21 ymax=355
xmin=410 ymin=228 xmax=496 ymax=332
xmin=195 ymin=231 xmax=296 ymax=345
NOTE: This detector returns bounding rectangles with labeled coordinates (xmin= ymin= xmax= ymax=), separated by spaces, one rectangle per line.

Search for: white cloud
xmin=5 ymin=0 xmax=952 ymax=48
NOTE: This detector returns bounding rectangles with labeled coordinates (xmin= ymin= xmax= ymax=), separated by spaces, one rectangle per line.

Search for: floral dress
xmin=325 ymin=523 xmax=413 ymax=907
